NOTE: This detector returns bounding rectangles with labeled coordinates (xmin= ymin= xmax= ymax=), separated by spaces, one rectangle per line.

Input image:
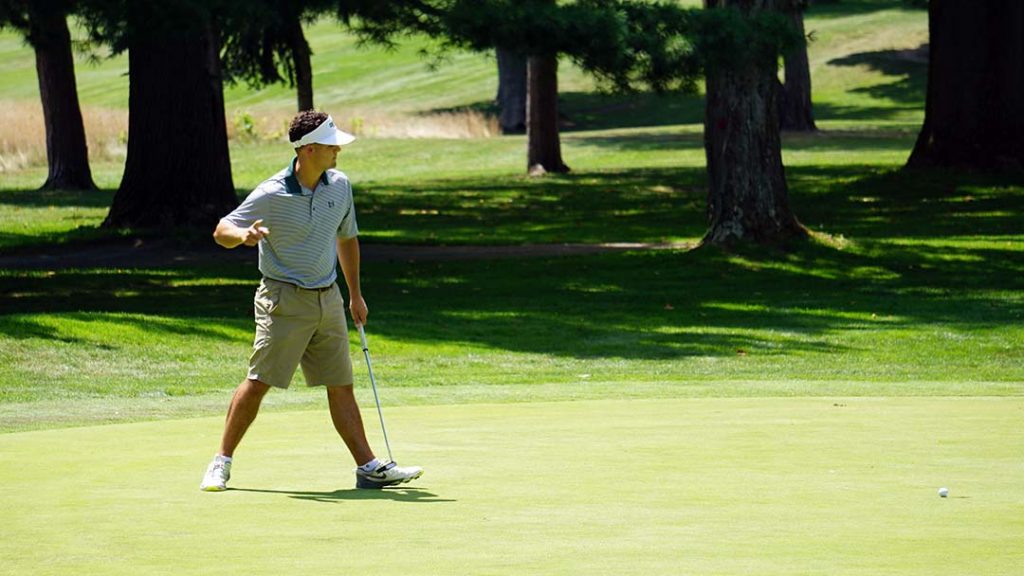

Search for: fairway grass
xmin=1 ymin=397 xmax=1021 ymax=575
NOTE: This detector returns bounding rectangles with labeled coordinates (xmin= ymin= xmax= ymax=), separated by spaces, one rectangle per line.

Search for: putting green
xmin=2 ymin=398 xmax=1021 ymax=575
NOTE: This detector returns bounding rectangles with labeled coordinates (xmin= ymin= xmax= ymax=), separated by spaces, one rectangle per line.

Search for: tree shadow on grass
xmin=358 ymin=237 xmax=1021 ymax=361
xmin=358 ymin=168 xmax=708 ymax=245
xmin=355 ymin=167 xmax=1023 ymax=359
xmin=563 ymin=126 xmax=916 ymax=155
xmin=563 ymin=130 xmax=703 ymax=154
xmin=558 ymin=91 xmax=705 ymax=131
xmin=228 ymin=486 xmax=455 ymax=503
xmin=0 ymin=265 xmax=260 ymax=344
xmin=428 ymin=90 xmax=705 ymax=133
xmin=807 ymin=0 xmax=921 ymax=20
xmin=0 ymin=187 xmax=120 ymax=253
xmin=0 ymin=188 xmax=115 ymax=210
xmin=791 ymin=166 xmax=1024 ymax=239
xmin=818 ymin=44 xmax=928 ymax=121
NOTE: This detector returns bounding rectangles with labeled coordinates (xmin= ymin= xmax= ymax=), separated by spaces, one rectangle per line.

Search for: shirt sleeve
xmin=222 ymin=186 xmax=269 ymax=228
xmin=337 ymin=180 xmax=359 ymax=239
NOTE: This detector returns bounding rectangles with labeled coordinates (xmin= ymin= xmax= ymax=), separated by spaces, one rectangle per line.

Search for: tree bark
xmin=289 ymin=16 xmax=314 ymax=112
xmin=526 ymin=53 xmax=569 ymax=174
xmin=907 ymin=0 xmax=1024 ymax=172
xmin=28 ymin=8 xmax=96 ymax=191
xmin=103 ymin=18 xmax=237 ymax=229
xmin=702 ymin=0 xmax=805 ymax=247
xmin=778 ymin=5 xmax=816 ymax=131
xmin=496 ymin=47 xmax=527 ymax=134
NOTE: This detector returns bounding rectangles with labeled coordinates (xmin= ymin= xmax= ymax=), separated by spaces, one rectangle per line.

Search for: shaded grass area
xmin=356 ymin=168 xmax=704 ymax=245
xmin=0 ymin=188 xmax=119 ymax=251
xmin=805 ymin=0 xmax=924 ymax=19
xmin=820 ymin=43 xmax=928 ymax=121
xmin=437 ymin=90 xmax=707 ymax=132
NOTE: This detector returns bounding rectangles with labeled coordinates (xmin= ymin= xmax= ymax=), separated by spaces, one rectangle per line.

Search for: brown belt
xmin=265 ymin=277 xmax=335 ymax=292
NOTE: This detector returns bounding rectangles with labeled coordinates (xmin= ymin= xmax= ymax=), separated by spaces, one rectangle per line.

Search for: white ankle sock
xmin=359 ymin=458 xmax=381 ymax=472
xmin=216 ymin=454 xmax=232 ymax=463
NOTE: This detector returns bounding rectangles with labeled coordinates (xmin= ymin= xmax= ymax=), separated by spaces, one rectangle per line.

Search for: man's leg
xmin=220 ymin=378 xmax=271 ymax=457
xmin=201 ymin=378 xmax=271 ymax=491
xmin=326 ymin=384 xmax=374 ymax=465
xmin=327 ymin=384 xmax=424 ymax=488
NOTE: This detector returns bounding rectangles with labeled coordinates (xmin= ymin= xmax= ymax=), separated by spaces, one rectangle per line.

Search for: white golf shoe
xmin=355 ymin=461 xmax=423 ymax=489
xmin=200 ymin=456 xmax=231 ymax=492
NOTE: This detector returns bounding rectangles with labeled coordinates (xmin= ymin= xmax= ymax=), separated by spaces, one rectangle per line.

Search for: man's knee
xmin=241 ymin=378 xmax=272 ymax=398
xmin=326 ymin=385 xmax=358 ymax=405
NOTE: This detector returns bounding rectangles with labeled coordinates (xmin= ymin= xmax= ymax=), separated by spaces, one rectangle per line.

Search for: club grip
xmin=357 ymin=324 xmax=369 ymax=350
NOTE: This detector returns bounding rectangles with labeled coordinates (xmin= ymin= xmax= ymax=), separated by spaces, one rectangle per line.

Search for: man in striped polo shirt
xmin=200 ymin=110 xmax=423 ymax=491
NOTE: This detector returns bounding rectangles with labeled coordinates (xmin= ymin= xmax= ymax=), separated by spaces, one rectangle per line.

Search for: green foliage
xmin=77 ymin=0 xmax=216 ymax=53
xmin=0 ymin=1 xmax=31 ymax=34
xmin=232 ymin=110 xmax=259 ymax=141
xmin=691 ymin=4 xmax=803 ymax=72
xmin=0 ymin=0 xmax=79 ymax=46
xmin=349 ymin=0 xmax=803 ymax=93
xmin=219 ymin=0 xmax=335 ymax=90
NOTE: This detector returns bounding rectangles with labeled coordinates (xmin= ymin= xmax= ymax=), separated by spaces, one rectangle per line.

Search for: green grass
xmin=1 ymin=4 xmax=1021 ymax=573
xmin=2 ymin=143 xmax=1022 ymax=430
xmin=1 ymin=0 xmax=1020 ymax=434
xmin=2 ymin=164 xmax=1022 ymax=426
xmin=1 ymin=398 xmax=1021 ymax=575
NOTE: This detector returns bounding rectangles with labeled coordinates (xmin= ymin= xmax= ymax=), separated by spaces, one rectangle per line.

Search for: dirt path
xmin=0 ymin=238 xmax=692 ymax=269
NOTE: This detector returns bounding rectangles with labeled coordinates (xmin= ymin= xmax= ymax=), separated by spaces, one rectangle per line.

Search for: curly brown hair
xmin=289 ymin=110 xmax=329 ymax=144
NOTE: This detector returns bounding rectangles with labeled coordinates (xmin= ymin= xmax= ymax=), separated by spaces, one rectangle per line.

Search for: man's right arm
xmin=213 ymin=218 xmax=269 ymax=249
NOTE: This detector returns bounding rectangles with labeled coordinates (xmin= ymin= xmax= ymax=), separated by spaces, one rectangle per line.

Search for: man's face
xmin=311 ymin=143 xmax=341 ymax=169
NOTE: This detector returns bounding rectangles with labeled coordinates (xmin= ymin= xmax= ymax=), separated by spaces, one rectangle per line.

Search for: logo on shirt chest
xmin=328 ymin=200 xmax=335 ymax=208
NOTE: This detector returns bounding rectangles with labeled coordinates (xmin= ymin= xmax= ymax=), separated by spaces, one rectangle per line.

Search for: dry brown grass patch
xmin=0 ymin=100 xmax=127 ymax=172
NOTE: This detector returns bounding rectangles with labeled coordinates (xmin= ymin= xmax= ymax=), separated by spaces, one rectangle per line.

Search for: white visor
xmin=290 ymin=115 xmax=356 ymax=148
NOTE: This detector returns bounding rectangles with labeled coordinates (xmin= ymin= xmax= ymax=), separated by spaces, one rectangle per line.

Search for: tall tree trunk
xmin=702 ymin=0 xmax=805 ymax=247
xmin=496 ymin=47 xmax=527 ymax=134
xmin=907 ymin=0 xmax=1024 ymax=172
xmin=289 ymin=17 xmax=314 ymax=112
xmin=28 ymin=8 xmax=96 ymax=191
xmin=778 ymin=4 xmax=816 ymax=131
xmin=104 ymin=17 xmax=236 ymax=229
xmin=526 ymin=53 xmax=569 ymax=174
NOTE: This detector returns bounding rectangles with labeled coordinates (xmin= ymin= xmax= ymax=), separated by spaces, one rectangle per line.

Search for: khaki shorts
xmin=247 ymin=277 xmax=353 ymax=389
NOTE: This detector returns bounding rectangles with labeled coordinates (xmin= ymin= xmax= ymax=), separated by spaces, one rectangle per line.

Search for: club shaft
xmin=358 ymin=325 xmax=394 ymax=463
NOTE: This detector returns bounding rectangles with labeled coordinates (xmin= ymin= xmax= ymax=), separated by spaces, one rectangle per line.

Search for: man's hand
xmin=213 ymin=219 xmax=269 ymax=249
xmin=242 ymin=219 xmax=270 ymax=246
xmin=349 ymin=295 xmax=368 ymax=327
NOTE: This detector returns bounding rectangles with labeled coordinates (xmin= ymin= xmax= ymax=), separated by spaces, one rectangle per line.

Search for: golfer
xmin=200 ymin=110 xmax=423 ymax=491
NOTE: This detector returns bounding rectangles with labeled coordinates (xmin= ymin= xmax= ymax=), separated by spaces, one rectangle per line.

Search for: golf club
xmin=357 ymin=324 xmax=394 ymax=463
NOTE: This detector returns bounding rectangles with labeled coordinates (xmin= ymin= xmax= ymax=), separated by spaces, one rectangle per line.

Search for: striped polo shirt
xmin=222 ymin=158 xmax=359 ymax=289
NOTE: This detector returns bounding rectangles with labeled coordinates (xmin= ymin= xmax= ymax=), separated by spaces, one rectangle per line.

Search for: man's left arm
xmin=337 ymin=236 xmax=367 ymax=326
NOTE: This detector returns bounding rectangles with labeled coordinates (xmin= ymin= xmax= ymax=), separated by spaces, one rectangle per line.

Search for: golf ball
xmin=938 ymin=487 xmax=949 ymax=498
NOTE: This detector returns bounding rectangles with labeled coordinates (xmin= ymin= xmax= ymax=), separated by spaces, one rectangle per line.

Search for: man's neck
xmin=294 ymin=158 xmax=324 ymax=191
